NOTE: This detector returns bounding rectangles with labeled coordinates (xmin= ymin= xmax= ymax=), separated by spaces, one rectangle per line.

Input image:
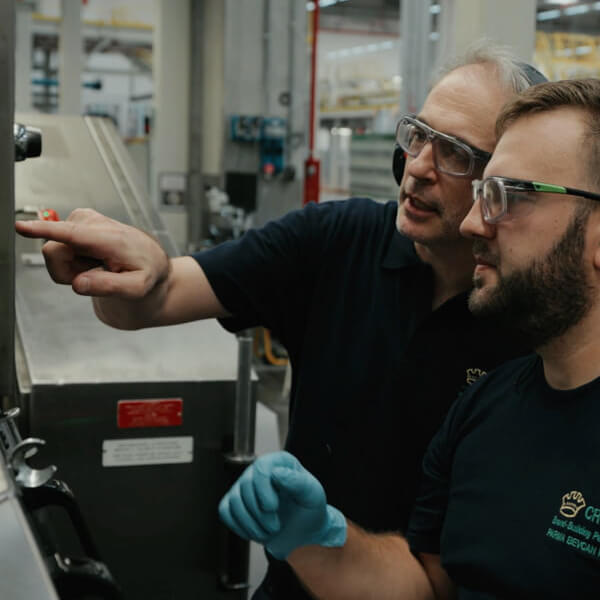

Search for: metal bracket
xmin=8 ymin=437 xmax=57 ymax=488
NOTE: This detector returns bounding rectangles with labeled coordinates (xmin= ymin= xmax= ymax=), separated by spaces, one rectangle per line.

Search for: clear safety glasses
xmin=394 ymin=115 xmax=492 ymax=179
xmin=472 ymin=176 xmax=600 ymax=224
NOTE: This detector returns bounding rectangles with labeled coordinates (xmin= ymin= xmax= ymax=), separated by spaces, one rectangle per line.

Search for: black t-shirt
xmin=194 ymin=198 xmax=526 ymax=598
xmin=408 ymin=354 xmax=600 ymax=599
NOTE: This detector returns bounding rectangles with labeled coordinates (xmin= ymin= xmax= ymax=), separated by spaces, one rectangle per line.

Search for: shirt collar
xmin=383 ymin=229 xmax=473 ymax=311
xmin=382 ymin=230 xmax=424 ymax=270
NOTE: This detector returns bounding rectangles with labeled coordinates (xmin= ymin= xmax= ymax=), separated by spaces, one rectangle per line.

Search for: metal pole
xmin=15 ymin=3 xmax=32 ymax=113
xmin=303 ymin=2 xmax=321 ymax=205
xmin=220 ymin=328 xmax=255 ymax=593
xmin=262 ymin=0 xmax=271 ymax=116
xmin=186 ymin=0 xmax=205 ymax=252
xmin=399 ymin=0 xmax=432 ymax=115
xmin=232 ymin=329 xmax=256 ymax=457
xmin=0 ymin=0 xmax=15 ymax=411
xmin=308 ymin=1 xmax=319 ymax=159
xmin=285 ymin=0 xmax=295 ymax=168
xmin=58 ymin=0 xmax=82 ymax=115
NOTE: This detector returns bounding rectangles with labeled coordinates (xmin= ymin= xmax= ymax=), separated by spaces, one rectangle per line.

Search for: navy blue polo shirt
xmin=193 ymin=198 xmax=525 ymax=598
xmin=407 ymin=355 xmax=600 ymax=598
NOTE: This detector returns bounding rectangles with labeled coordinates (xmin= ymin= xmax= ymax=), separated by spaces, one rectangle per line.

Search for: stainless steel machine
xmin=1 ymin=118 xmax=122 ymax=600
xmin=0 ymin=408 xmax=61 ymax=600
xmin=13 ymin=113 xmax=255 ymax=599
xmin=0 ymin=405 xmax=122 ymax=600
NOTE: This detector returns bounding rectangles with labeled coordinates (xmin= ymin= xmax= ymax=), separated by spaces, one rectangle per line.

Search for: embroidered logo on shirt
xmin=560 ymin=490 xmax=586 ymax=518
xmin=465 ymin=368 xmax=486 ymax=385
xmin=546 ymin=490 xmax=600 ymax=560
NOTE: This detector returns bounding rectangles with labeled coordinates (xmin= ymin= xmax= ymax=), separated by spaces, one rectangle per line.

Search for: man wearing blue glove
xmin=219 ymin=452 xmax=346 ymax=561
xmin=220 ymin=450 xmax=439 ymax=597
xmin=16 ymin=42 xmax=543 ymax=599
xmin=220 ymin=79 xmax=600 ymax=599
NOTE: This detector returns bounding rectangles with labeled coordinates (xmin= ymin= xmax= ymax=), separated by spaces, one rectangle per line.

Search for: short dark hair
xmin=496 ymin=78 xmax=600 ymax=190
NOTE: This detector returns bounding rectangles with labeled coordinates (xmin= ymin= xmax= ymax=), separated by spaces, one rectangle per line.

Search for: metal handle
xmin=47 ymin=553 xmax=123 ymax=600
xmin=23 ymin=479 xmax=102 ymax=561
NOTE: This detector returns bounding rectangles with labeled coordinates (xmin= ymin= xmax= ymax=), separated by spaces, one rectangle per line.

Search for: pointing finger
xmin=16 ymin=219 xmax=122 ymax=260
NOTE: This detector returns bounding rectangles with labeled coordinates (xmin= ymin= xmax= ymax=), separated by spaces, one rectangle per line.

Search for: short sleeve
xmin=191 ymin=200 xmax=380 ymax=349
xmin=192 ymin=204 xmax=322 ymax=339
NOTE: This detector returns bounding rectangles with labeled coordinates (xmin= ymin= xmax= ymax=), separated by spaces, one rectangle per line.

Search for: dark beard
xmin=468 ymin=208 xmax=594 ymax=349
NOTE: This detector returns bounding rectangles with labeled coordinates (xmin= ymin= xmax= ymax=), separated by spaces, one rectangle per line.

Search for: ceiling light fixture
xmin=537 ymin=8 xmax=562 ymax=20
xmin=307 ymin=0 xmax=349 ymax=11
xmin=326 ymin=40 xmax=398 ymax=60
xmin=563 ymin=4 xmax=590 ymax=15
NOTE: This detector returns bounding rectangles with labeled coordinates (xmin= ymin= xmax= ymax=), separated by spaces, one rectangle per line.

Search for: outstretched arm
xmin=219 ymin=451 xmax=455 ymax=600
xmin=15 ymin=208 xmax=229 ymax=329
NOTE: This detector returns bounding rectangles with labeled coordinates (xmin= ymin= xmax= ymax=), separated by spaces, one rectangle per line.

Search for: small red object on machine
xmin=38 ymin=208 xmax=59 ymax=221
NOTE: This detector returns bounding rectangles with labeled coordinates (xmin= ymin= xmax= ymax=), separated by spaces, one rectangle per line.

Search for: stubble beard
xmin=468 ymin=208 xmax=594 ymax=349
xmin=396 ymin=191 xmax=465 ymax=247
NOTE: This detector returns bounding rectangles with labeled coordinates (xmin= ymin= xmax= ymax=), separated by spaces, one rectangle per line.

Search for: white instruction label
xmin=102 ymin=436 xmax=193 ymax=467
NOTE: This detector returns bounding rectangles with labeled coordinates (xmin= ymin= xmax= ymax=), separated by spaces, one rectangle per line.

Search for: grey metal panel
xmin=28 ymin=379 xmax=238 ymax=600
xmin=0 ymin=0 xmax=15 ymax=402
xmin=15 ymin=269 xmax=239 ymax=385
xmin=0 ymin=460 xmax=59 ymax=600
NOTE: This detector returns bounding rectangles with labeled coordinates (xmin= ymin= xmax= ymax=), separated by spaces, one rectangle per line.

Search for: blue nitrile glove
xmin=218 ymin=450 xmax=347 ymax=560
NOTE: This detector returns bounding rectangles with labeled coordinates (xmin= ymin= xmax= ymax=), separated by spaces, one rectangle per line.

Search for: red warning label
xmin=117 ymin=398 xmax=183 ymax=429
